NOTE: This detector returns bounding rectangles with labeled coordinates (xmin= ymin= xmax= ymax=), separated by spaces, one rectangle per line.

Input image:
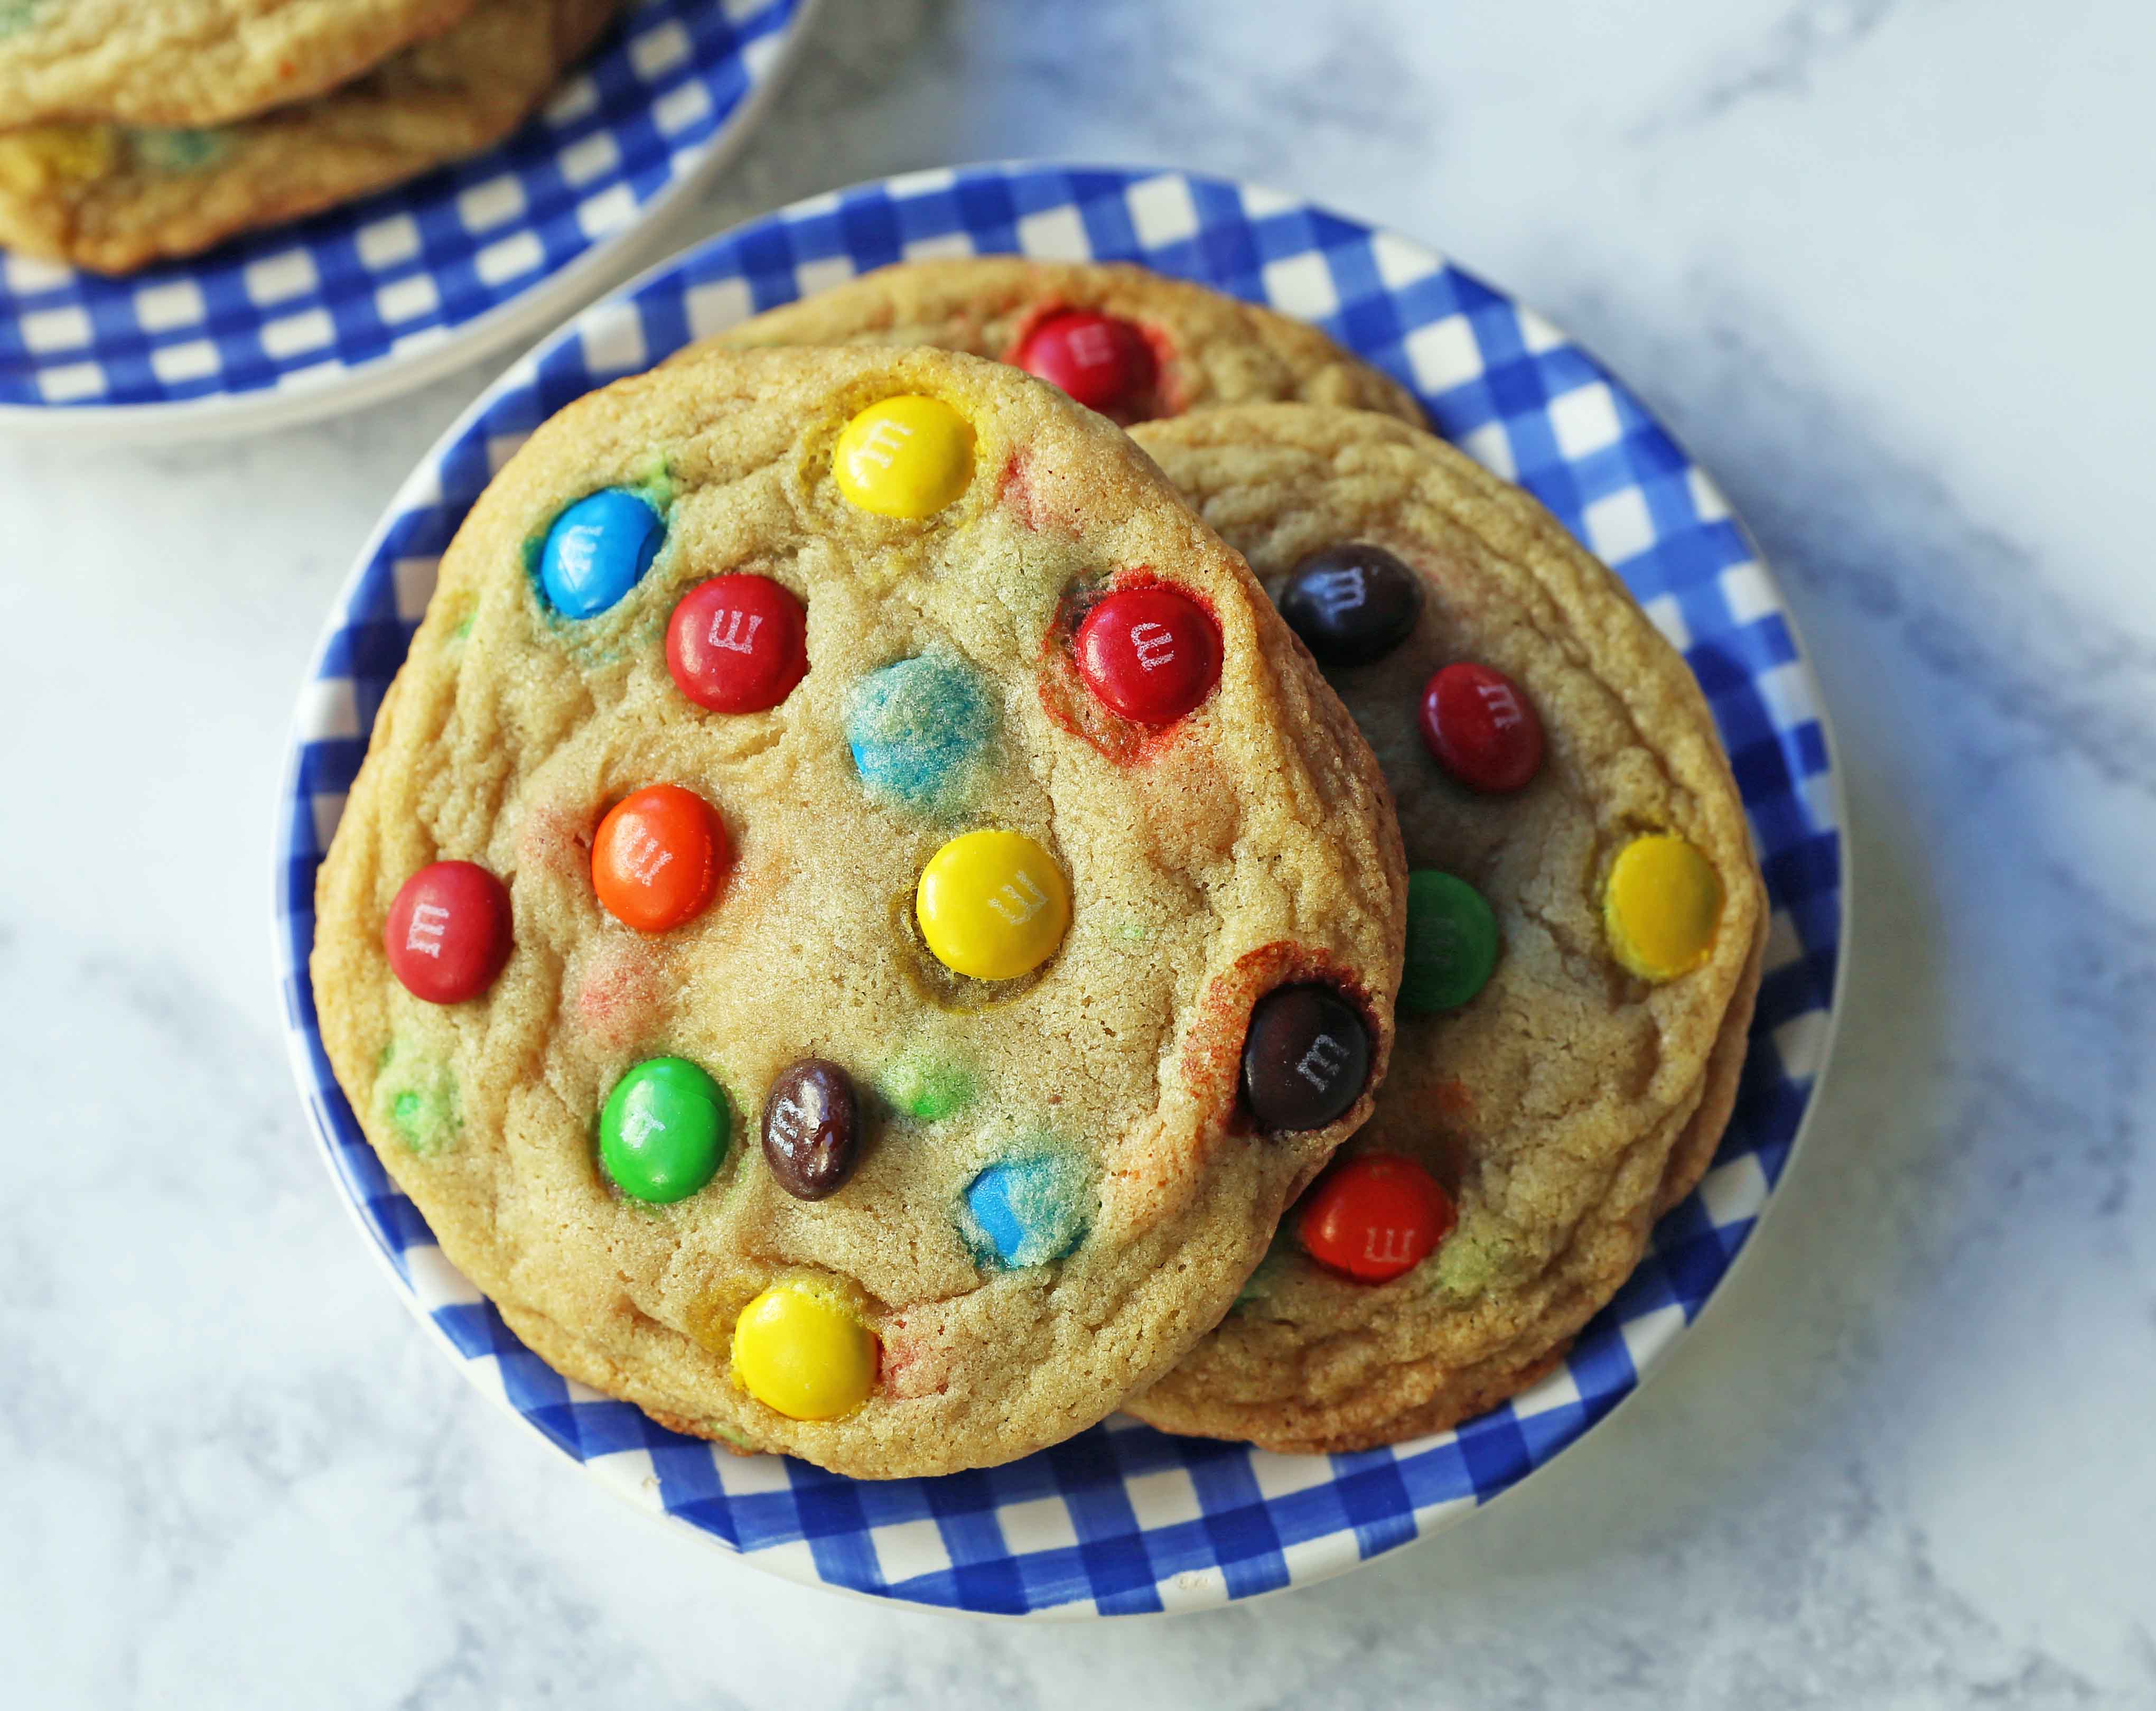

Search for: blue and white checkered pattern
xmin=274 ymin=165 xmax=1845 ymax=1618
xmin=0 ymin=0 xmax=807 ymax=419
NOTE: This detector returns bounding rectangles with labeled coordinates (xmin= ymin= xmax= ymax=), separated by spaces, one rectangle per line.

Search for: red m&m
xmin=1296 ymin=1154 xmax=1456 ymax=1284
xmin=384 ymin=860 xmax=512 ymax=1003
xmin=592 ymin=784 xmax=726 ymax=933
xmin=666 ymin=574 xmax=808 ymax=713
xmin=1014 ymin=311 xmax=1157 ymax=416
xmin=1075 ymin=585 xmax=1221 ymax=726
xmin=1420 ymin=662 xmax=1544 ymax=793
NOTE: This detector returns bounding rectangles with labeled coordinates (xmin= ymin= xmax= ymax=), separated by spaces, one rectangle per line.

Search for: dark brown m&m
xmin=1014 ymin=310 xmax=1157 ymax=416
xmin=1273 ymin=543 xmax=1422 ymax=667
xmin=762 ymin=1059 xmax=861 ymax=1201
xmin=384 ymin=860 xmax=512 ymax=1004
xmin=1241 ymin=984 xmax=1370 ymax=1132
xmin=1420 ymin=661 xmax=1544 ymax=793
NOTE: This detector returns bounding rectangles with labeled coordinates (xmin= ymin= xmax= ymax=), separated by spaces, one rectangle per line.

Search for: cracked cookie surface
xmin=310 ymin=349 xmax=1405 ymax=1479
xmin=1124 ymin=404 xmax=1767 ymax=1454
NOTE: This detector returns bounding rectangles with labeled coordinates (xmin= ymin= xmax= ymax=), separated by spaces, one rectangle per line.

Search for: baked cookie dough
xmin=0 ymin=0 xmax=477 ymax=129
xmin=675 ymin=257 xmax=1427 ymax=428
xmin=311 ymin=349 xmax=1407 ymax=1479
xmin=1123 ymin=404 xmax=1767 ymax=1454
xmin=0 ymin=0 xmax=619 ymax=272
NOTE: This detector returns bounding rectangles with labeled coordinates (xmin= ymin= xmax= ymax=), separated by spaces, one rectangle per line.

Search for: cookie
xmin=0 ymin=0 xmax=477 ymax=129
xmin=1120 ymin=405 xmax=1768 ymax=1455
xmin=310 ymin=348 xmax=1407 ymax=1480
xmin=674 ymin=257 xmax=1426 ymax=428
xmin=0 ymin=0 xmax=619 ymax=273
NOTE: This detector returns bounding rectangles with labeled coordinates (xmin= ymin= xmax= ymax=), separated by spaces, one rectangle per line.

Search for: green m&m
xmin=600 ymin=1056 xmax=729 ymax=1204
xmin=1400 ymin=870 xmax=1500 ymax=1014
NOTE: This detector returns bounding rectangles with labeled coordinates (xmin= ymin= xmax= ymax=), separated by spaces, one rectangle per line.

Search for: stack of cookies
xmin=311 ymin=257 xmax=1766 ymax=1476
xmin=0 ymin=0 xmax=623 ymax=272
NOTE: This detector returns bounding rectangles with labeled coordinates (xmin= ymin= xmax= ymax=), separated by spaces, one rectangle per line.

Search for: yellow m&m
xmin=5 ymin=124 xmax=118 ymax=189
xmin=732 ymin=1278 xmax=878 ymax=1420
xmin=1604 ymin=834 xmax=1723 ymax=981
xmin=916 ymin=829 xmax=1070 ymax=981
xmin=833 ymin=396 xmax=975 ymax=518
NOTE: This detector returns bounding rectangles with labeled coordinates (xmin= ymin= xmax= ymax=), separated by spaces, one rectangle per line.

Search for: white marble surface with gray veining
xmin=3 ymin=1 xmax=2151 ymax=1704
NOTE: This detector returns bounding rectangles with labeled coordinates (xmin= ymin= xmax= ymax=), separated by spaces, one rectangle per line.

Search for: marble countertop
xmin=5 ymin=1 xmax=2152 ymax=1704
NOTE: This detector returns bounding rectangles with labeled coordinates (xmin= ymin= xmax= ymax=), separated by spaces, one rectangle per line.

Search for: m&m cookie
xmin=0 ymin=0 xmax=627 ymax=274
xmin=310 ymin=348 xmax=1406 ymax=1480
xmin=676 ymin=256 xmax=1427 ymax=427
xmin=1123 ymin=404 xmax=1768 ymax=1455
xmin=0 ymin=0 xmax=486 ymax=134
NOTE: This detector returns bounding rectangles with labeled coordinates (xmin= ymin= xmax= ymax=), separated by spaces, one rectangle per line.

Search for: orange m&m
xmin=591 ymin=784 xmax=726 ymax=933
xmin=1295 ymin=1153 xmax=1455 ymax=1284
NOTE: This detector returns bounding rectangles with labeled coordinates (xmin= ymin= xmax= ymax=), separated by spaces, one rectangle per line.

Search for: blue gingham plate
xmin=0 ymin=0 xmax=817 ymax=441
xmin=275 ymin=164 xmax=1846 ymax=1617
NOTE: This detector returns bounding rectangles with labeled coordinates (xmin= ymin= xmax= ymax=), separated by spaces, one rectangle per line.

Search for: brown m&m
xmin=762 ymin=1059 xmax=861 ymax=1201
xmin=1273 ymin=542 xmax=1423 ymax=667
xmin=1241 ymin=984 xmax=1370 ymax=1132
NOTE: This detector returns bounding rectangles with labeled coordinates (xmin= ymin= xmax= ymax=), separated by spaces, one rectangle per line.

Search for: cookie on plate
xmin=675 ymin=257 xmax=1426 ymax=428
xmin=0 ymin=0 xmax=477 ymax=129
xmin=0 ymin=0 xmax=618 ymax=273
xmin=310 ymin=348 xmax=1406 ymax=1479
xmin=1122 ymin=404 xmax=1767 ymax=1455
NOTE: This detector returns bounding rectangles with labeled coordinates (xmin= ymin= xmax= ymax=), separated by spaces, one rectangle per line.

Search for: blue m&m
xmin=964 ymin=1153 xmax=1086 ymax=1269
xmin=846 ymin=654 xmax=995 ymax=807
xmin=539 ymin=489 xmax=664 ymax=619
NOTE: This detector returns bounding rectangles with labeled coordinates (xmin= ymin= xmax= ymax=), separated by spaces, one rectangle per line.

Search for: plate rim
xmin=0 ymin=0 xmax=826 ymax=445
xmin=271 ymin=159 xmax=1851 ymax=1618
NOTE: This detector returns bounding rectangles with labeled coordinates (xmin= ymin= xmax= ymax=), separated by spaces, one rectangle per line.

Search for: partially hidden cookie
xmin=1123 ymin=404 xmax=1768 ymax=1455
xmin=674 ymin=257 xmax=1427 ymax=428
xmin=0 ymin=0 xmax=619 ymax=273
xmin=0 ymin=0 xmax=477 ymax=129
xmin=310 ymin=349 xmax=1406 ymax=1480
